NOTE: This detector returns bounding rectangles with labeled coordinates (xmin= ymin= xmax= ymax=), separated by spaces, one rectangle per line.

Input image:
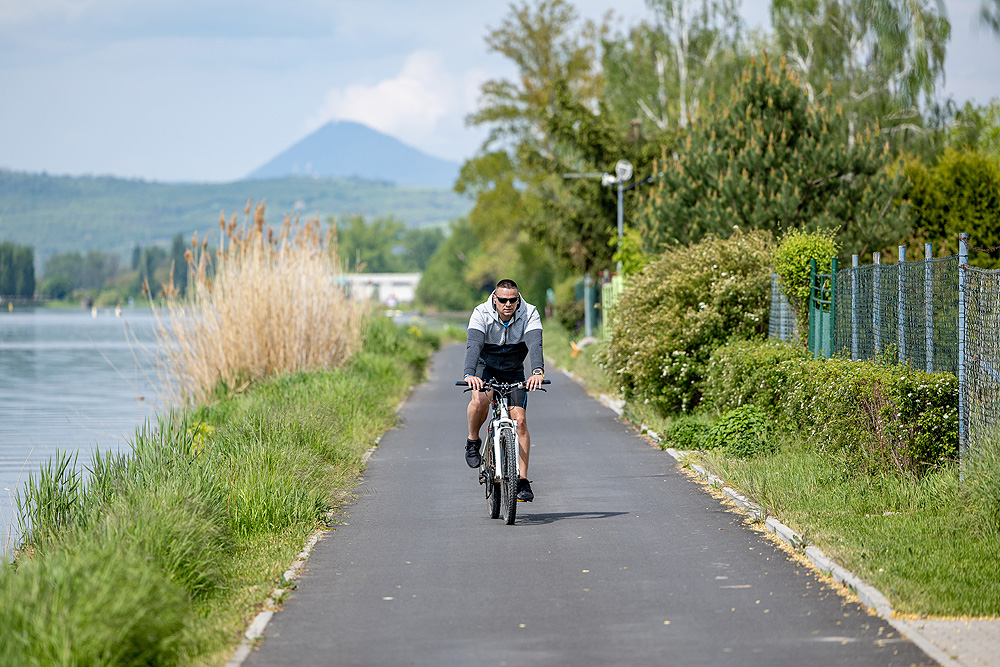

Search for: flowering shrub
xmin=705 ymin=339 xmax=958 ymax=477
xmin=601 ymin=229 xmax=773 ymax=413
xmin=703 ymin=338 xmax=810 ymax=413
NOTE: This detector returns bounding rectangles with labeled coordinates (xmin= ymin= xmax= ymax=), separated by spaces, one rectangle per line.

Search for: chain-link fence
xmin=767 ymin=235 xmax=998 ymax=465
xmin=832 ymin=253 xmax=959 ymax=374
xmin=960 ymin=264 xmax=1000 ymax=458
xmin=769 ymin=272 xmax=798 ymax=343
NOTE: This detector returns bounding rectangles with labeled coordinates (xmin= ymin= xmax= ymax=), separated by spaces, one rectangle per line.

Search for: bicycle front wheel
xmin=485 ymin=437 xmax=500 ymax=519
xmin=499 ymin=426 xmax=518 ymax=524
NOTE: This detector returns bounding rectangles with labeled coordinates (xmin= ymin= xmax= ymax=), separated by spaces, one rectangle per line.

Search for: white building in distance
xmin=339 ymin=273 xmax=420 ymax=306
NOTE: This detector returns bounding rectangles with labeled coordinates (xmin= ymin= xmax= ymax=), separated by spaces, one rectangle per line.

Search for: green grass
xmin=0 ymin=315 xmax=433 ymax=666
xmin=697 ymin=437 xmax=1000 ymax=617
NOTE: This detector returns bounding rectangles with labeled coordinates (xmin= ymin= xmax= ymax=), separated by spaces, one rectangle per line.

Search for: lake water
xmin=0 ymin=306 xmax=165 ymax=557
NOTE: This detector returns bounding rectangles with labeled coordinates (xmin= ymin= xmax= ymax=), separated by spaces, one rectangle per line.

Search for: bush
xmin=784 ymin=357 xmax=958 ymax=477
xmin=602 ymin=229 xmax=773 ymax=413
xmin=703 ymin=405 xmax=776 ymax=458
xmin=703 ymin=338 xmax=811 ymax=414
xmin=701 ymin=339 xmax=958 ymax=477
xmin=773 ymin=228 xmax=840 ymax=332
xmin=663 ymin=416 xmax=709 ymax=450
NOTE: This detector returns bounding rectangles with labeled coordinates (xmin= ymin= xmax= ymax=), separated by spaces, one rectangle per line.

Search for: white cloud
xmin=310 ymin=50 xmax=458 ymax=141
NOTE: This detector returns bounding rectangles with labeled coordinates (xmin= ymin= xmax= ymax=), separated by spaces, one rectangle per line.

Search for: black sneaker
xmin=516 ymin=478 xmax=534 ymax=502
xmin=465 ymin=439 xmax=482 ymax=468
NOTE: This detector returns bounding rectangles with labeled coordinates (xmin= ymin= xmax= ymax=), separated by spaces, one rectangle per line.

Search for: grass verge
xmin=0 ymin=315 xmax=435 ymax=666
xmin=697 ymin=438 xmax=1000 ymax=617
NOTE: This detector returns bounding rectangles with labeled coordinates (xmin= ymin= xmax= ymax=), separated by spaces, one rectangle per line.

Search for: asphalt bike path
xmin=244 ymin=343 xmax=934 ymax=666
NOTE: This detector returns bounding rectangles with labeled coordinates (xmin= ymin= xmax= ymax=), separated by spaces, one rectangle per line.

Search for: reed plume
xmin=155 ymin=201 xmax=364 ymax=404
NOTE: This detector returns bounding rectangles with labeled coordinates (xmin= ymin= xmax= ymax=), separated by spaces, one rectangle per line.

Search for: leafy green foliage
xmin=703 ymin=405 xmax=776 ymax=458
xmin=416 ymin=218 xmax=489 ymax=311
xmin=602 ymin=229 xmax=773 ymax=413
xmin=333 ymin=214 xmax=444 ymax=273
xmin=770 ymin=0 xmax=949 ymax=140
xmin=638 ymin=55 xmax=909 ymax=256
xmin=773 ymin=228 xmax=840 ymax=329
xmin=663 ymin=416 xmax=710 ymax=450
xmin=703 ymin=338 xmax=958 ymax=478
xmin=601 ymin=0 xmax=746 ymax=133
xmin=703 ymin=338 xmax=811 ymax=413
xmin=904 ymin=148 xmax=1000 ymax=267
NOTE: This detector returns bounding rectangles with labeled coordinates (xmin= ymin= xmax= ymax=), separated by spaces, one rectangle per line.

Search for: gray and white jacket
xmin=463 ymin=295 xmax=543 ymax=376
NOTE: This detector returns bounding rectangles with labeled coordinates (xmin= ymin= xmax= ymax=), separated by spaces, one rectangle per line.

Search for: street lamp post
xmin=562 ymin=159 xmax=633 ymax=336
xmin=601 ymin=159 xmax=633 ymax=274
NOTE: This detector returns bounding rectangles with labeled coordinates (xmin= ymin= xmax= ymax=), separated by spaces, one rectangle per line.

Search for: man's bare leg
xmin=510 ymin=406 xmax=530 ymax=478
xmin=467 ymin=390 xmax=489 ymax=441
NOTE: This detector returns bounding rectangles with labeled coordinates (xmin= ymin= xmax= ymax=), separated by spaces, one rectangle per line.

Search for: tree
xmin=416 ymin=218 xmax=489 ymax=311
xmin=602 ymin=0 xmax=745 ymax=132
xmin=983 ymin=0 xmax=1000 ymax=36
xmin=333 ymin=215 xmax=406 ymax=273
xmin=903 ymin=148 xmax=1000 ymax=266
xmin=467 ymin=0 xmax=604 ymax=154
xmin=457 ymin=0 xmax=609 ymax=293
xmin=770 ymin=0 xmax=950 ymax=140
xmin=0 ymin=242 xmax=35 ymax=298
xmin=638 ymin=55 xmax=910 ymax=256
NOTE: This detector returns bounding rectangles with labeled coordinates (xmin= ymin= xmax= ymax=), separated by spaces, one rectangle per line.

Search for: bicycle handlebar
xmin=454 ymin=378 xmax=551 ymax=389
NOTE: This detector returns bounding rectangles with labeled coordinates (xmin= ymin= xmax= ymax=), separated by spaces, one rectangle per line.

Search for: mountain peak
xmin=247 ymin=121 xmax=460 ymax=188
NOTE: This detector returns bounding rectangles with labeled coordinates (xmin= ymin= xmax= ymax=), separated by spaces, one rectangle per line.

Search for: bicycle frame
xmin=485 ymin=384 xmax=518 ymax=485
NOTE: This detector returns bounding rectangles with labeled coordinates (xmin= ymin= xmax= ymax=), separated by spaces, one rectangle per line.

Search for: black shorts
xmin=475 ymin=362 xmax=527 ymax=409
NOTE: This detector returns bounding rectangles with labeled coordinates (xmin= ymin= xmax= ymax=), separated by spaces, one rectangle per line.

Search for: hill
xmin=247 ymin=121 xmax=461 ymax=188
xmin=0 ymin=170 xmax=471 ymax=263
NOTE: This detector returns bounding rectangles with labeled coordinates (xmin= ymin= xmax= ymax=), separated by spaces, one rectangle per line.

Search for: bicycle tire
xmin=485 ymin=434 xmax=500 ymax=519
xmin=499 ymin=426 xmax=518 ymax=524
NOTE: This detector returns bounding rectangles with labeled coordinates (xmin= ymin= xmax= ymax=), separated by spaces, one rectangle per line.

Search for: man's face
xmin=493 ymin=287 xmax=520 ymax=321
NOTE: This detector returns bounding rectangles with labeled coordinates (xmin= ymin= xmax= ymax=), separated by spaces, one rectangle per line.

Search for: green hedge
xmin=703 ymin=339 xmax=958 ymax=477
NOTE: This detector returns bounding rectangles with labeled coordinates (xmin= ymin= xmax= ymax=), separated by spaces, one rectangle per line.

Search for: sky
xmin=1 ymin=0 xmax=998 ymax=184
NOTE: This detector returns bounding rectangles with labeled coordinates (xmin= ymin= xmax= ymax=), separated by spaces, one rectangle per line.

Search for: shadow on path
xmin=512 ymin=510 xmax=631 ymax=525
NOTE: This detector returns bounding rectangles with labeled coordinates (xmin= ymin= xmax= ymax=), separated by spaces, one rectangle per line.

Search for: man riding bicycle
xmin=463 ymin=279 xmax=544 ymax=502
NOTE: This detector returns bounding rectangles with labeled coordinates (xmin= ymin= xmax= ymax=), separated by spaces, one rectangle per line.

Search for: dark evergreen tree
xmin=639 ymin=55 xmax=910 ymax=256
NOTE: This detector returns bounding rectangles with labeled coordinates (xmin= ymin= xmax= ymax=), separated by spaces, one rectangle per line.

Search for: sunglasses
xmin=494 ymin=295 xmax=520 ymax=304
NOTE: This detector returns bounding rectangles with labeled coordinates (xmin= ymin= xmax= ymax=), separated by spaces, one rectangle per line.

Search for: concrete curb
xmin=577 ymin=380 xmax=964 ymax=667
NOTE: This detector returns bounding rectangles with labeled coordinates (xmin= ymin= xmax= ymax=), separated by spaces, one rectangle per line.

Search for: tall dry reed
xmin=155 ymin=200 xmax=365 ymax=404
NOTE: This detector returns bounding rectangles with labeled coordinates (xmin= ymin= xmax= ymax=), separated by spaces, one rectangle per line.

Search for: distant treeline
xmin=37 ymin=233 xmax=190 ymax=303
xmin=2 ymin=215 xmax=446 ymax=306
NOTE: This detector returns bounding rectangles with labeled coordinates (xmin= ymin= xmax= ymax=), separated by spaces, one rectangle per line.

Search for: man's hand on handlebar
xmin=464 ymin=374 xmax=484 ymax=391
xmin=526 ymin=372 xmax=545 ymax=392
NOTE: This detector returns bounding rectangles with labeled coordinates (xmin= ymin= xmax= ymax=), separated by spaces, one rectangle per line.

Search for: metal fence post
xmin=898 ymin=245 xmax=906 ymax=364
xmin=584 ymin=272 xmax=593 ymax=338
xmin=925 ymin=242 xmax=933 ymax=372
xmin=958 ymin=233 xmax=968 ymax=473
xmin=873 ymin=252 xmax=882 ymax=357
xmin=852 ymin=255 xmax=859 ymax=361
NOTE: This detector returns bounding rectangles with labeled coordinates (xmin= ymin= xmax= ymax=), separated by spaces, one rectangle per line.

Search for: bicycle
xmin=457 ymin=378 xmax=549 ymax=525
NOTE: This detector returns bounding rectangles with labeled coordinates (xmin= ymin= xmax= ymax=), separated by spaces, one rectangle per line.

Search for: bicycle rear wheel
xmin=499 ymin=426 xmax=518 ymax=524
